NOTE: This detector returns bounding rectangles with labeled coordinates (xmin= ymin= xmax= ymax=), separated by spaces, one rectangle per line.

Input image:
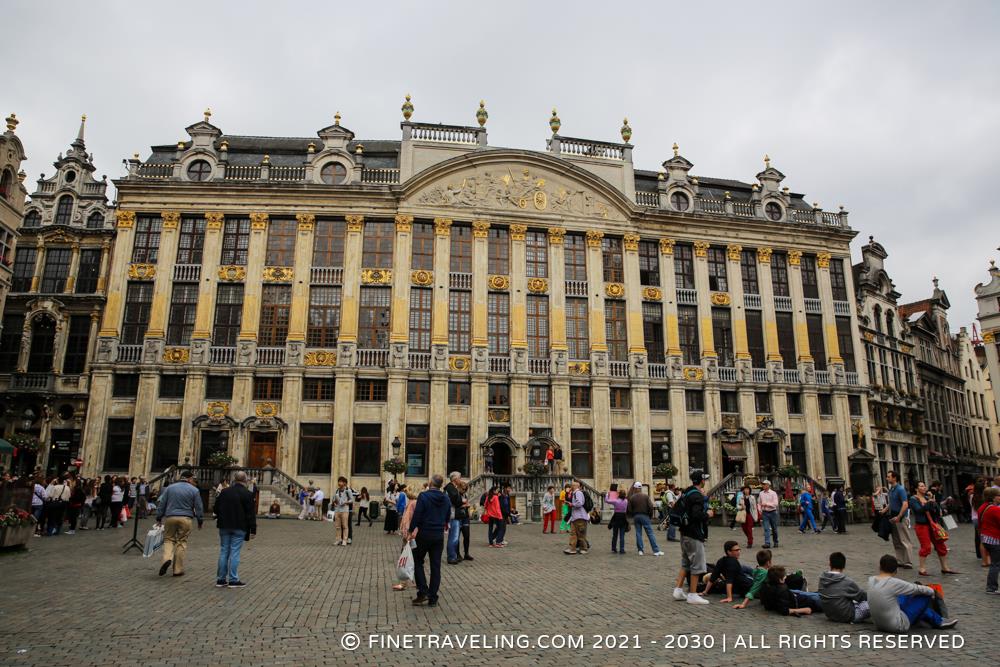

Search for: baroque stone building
xmin=80 ymin=102 xmax=870 ymax=493
xmin=957 ymin=327 xmax=999 ymax=481
xmin=0 ymin=113 xmax=27 ymax=340
xmin=0 ymin=117 xmax=115 ymax=473
xmin=975 ymin=261 xmax=1000 ymax=431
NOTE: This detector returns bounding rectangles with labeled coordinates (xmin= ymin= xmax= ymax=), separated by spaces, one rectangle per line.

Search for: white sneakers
xmin=654 ymin=551 xmax=664 ymax=556
xmin=638 ymin=551 xmax=645 ymax=556
xmin=687 ymin=593 xmax=710 ymax=605
xmin=672 ymin=587 xmax=687 ymax=601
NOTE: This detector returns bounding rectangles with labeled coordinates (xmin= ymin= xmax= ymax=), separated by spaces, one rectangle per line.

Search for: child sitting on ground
xmin=700 ymin=540 xmax=755 ymax=602
xmin=733 ymin=549 xmax=807 ymax=609
xmin=818 ymin=551 xmax=869 ymax=623
xmin=266 ymin=501 xmax=281 ymax=519
xmin=761 ymin=567 xmax=822 ymax=616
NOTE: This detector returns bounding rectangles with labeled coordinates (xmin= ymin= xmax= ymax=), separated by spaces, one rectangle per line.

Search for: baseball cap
xmin=690 ymin=470 xmax=709 ymax=484
xmin=632 ymin=481 xmax=643 ymax=489
xmin=761 ymin=479 xmax=772 ymax=486
xmin=179 ymin=470 xmax=194 ymax=479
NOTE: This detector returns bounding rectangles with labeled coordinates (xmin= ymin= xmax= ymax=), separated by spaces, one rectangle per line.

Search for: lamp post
xmin=392 ymin=436 xmax=403 ymax=481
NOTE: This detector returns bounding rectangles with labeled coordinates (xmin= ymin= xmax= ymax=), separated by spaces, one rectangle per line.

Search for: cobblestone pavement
xmin=0 ymin=515 xmax=993 ymax=667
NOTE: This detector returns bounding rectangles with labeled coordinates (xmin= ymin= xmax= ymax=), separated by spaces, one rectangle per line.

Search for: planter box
xmin=0 ymin=524 xmax=33 ymax=548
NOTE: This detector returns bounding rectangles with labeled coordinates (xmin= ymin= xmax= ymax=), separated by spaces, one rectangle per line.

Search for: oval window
xmin=765 ymin=202 xmax=783 ymax=221
xmin=187 ymin=160 xmax=213 ymax=182
xmin=320 ymin=162 xmax=348 ymax=185
xmin=670 ymin=191 xmax=690 ymax=212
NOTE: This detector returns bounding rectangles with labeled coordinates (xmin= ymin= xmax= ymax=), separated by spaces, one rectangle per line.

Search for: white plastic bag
xmin=396 ymin=540 xmax=415 ymax=582
xmin=942 ymin=514 xmax=958 ymax=531
xmin=143 ymin=525 xmax=165 ymax=558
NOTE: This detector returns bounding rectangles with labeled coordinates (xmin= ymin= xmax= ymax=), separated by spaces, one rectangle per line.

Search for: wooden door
xmin=248 ymin=431 xmax=277 ymax=469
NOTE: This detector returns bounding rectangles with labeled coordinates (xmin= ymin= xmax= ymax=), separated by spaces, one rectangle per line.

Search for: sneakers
xmin=986 ymin=590 xmax=999 ymax=595
xmin=654 ymin=551 xmax=664 ymax=556
xmin=159 ymin=560 xmax=172 ymax=577
xmin=563 ymin=549 xmax=577 ymax=555
xmin=687 ymin=593 xmax=710 ymax=605
xmin=939 ymin=618 xmax=958 ymax=629
xmin=638 ymin=551 xmax=645 ymax=556
xmin=578 ymin=549 xmax=588 ymax=555
xmin=66 ymin=530 xmax=75 ymax=535
xmin=347 ymin=539 xmax=352 ymax=544
xmin=228 ymin=580 xmax=247 ymax=588
xmin=463 ymin=555 xmax=474 ymax=561
xmin=215 ymin=579 xmax=227 ymax=588
xmin=672 ymin=587 xmax=687 ymax=601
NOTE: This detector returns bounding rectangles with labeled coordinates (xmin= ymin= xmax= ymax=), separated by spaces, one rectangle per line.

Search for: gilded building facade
xmin=0 ymin=117 xmax=115 ymax=473
xmin=956 ymin=327 xmax=999 ymax=481
xmin=80 ymin=103 xmax=871 ymax=493
xmin=0 ymin=113 xmax=27 ymax=342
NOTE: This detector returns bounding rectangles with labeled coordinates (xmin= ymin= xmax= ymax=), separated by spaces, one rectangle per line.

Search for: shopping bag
xmin=735 ymin=509 xmax=747 ymax=524
xmin=396 ymin=540 xmax=415 ymax=582
xmin=941 ymin=514 xmax=958 ymax=531
xmin=120 ymin=507 xmax=129 ymax=524
xmin=143 ymin=525 xmax=165 ymax=558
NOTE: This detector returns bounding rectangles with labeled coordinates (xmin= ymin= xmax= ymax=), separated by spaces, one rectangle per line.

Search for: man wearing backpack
xmin=672 ymin=471 xmax=714 ymax=604
xmin=563 ymin=480 xmax=591 ymax=555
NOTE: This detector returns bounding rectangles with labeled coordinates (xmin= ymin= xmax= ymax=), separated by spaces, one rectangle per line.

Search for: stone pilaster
xmin=693 ymin=241 xmax=716 ymax=367
xmin=390 ymin=215 xmax=414 ymax=365
xmin=96 ymin=238 xmax=111 ymax=295
xmin=30 ymin=237 xmax=44 ymax=293
xmin=179 ymin=370 xmax=206 ymax=464
xmin=585 ymin=231 xmax=608 ymax=373
xmin=659 ymin=239 xmax=683 ymax=375
xmin=816 ymin=252 xmax=844 ymax=377
xmin=670 ymin=387 xmax=689 ymax=480
xmin=548 ymin=227 xmax=568 ymax=373
xmin=143 ymin=211 xmax=181 ymax=339
xmin=191 ymin=213 xmax=224 ymax=344
xmin=631 ymin=379 xmax=652 ymax=483
xmin=428 ymin=373 xmax=449 ymax=473
xmin=470 ymin=375 xmax=489 ymax=474
xmin=131 ymin=371 xmax=160 ymax=475
xmin=756 ymin=247 xmax=783 ymax=375
xmin=509 ymin=224 xmax=528 ymax=371
xmin=282 ymin=371 xmax=303 ymax=470
xmin=338 ymin=215 xmax=365 ymax=347
xmin=286 ymin=214 xmax=315 ymax=347
xmin=727 ymin=244 xmax=752 ymax=373
xmin=787 ymin=249 xmax=813 ymax=367
xmin=237 ymin=213 xmax=270 ymax=350
xmin=622 ymin=233 xmax=647 ymax=369
xmin=80 ymin=371 xmax=112 ymax=476
xmin=430 ymin=218 xmax=452 ymax=367
xmin=471 ymin=220 xmax=489 ymax=371
xmin=98 ymin=210 xmax=136 ymax=337
xmin=64 ymin=243 xmax=80 ymax=293
xmin=591 ymin=378 xmax=612 ymax=489
xmin=333 ymin=371 xmax=356 ymax=476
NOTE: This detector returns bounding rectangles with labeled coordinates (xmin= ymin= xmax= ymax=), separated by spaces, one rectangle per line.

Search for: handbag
xmin=480 ymin=512 xmax=489 ymax=524
xmin=735 ymin=509 xmax=747 ymax=524
xmin=930 ymin=520 xmax=948 ymax=542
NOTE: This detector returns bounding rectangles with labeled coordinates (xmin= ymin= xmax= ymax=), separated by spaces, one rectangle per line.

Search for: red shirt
xmin=978 ymin=502 xmax=1000 ymax=541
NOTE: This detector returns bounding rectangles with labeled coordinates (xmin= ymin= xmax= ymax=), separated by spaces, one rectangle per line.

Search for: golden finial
xmin=204 ymin=107 xmax=212 ymax=122
xmin=219 ymin=139 xmax=229 ymax=151
xmin=81 ymin=114 xmax=87 ymax=122
xmin=657 ymin=169 xmax=665 ymax=181
xmin=334 ymin=111 xmax=341 ymax=126
xmin=549 ymin=108 xmax=561 ymax=134
xmin=355 ymin=144 xmax=364 ymax=155
xmin=672 ymin=142 xmax=679 ymax=157
xmin=307 ymin=142 xmax=316 ymax=153
xmin=5 ymin=113 xmax=17 ymax=132
xmin=724 ymin=191 xmax=732 ymax=200
xmin=261 ymin=154 xmax=270 ymax=165
xmin=177 ymin=141 xmax=185 ymax=150
xmin=620 ymin=118 xmax=632 ymax=143
xmin=476 ymin=100 xmax=488 ymax=127
xmin=133 ymin=152 xmax=139 ymax=160
xmin=764 ymin=154 xmax=771 ymax=168
xmin=401 ymin=94 xmax=414 ymax=121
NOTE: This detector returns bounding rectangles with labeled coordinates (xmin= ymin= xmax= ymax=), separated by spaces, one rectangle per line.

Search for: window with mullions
xmin=300 ymin=424 xmax=333 ymax=475
xmin=104 ymin=418 xmax=134 ymax=471
xmin=62 ymin=316 xmax=91 ymax=374
xmin=685 ymin=389 xmax=704 ymax=412
xmin=176 ymin=216 xmax=205 ymax=265
xmin=528 ymin=385 xmax=551 ymax=407
xmin=253 ymin=376 xmax=284 ymax=400
xmin=312 ymin=219 xmax=346 ymax=267
xmin=151 ymin=419 xmax=181 ymax=471
xmin=355 ymin=379 xmax=388 ymax=401
xmin=132 ymin=215 xmax=162 ymax=263
xmin=446 ymin=426 xmax=469 ymax=477
xmin=720 ymin=391 xmax=739 ymax=414
xmin=159 ymin=375 xmax=187 ymax=399
xmin=307 ymin=286 xmax=341 ymax=348
xmin=740 ymin=249 xmax=759 ymax=294
xmin=259 ymin=285 xmax=291 ymax=346
xmin=488 ymin=383 xmax=509 ymax=406
xmin=302 ymin=378 xmax=335 ymax=401
xmin=11 ymin=247 xmax=36 ymax=292
xmin=571 ymin=429 xmax=593 ymax=478
xmin=650 ymin=389 xmax=670 ymax=411
xmin=113 ymin=374 xmax=140 ymax=398
xmin=27 ymin=316 xmax=56 ymax=372
xmin=789 ymin=434 xmax=807 ymax=474
xmin=819 ymin=393 xmax=833 ymax=415
xmin=265 ymin=218 xmax=297 ymax=266
xmin=771 ymin=252 xmax=790 ymax=297
xmin=22 ymin=210 xmax=41 ymax=228
xmin=205 ymin=376 xmax=234 ymax=400
xmin=166 ymin=283 xmax=199 ymax=345
xmin=836 ymin=317 xmax=856 ymax=372
xmin=605 ymin=299 xmax=627 ymax=362
xmin=806 ymin=313 xmax=826 ymax=371
xmin=570 ymin=385 xmax=591 ymax=408
xmin=602 ymin=237 xmax=623 ymax=283
xmin=121 ymin=281 xmax=154 ymax=345
xmin=674 ymin=243 xmax=695 ymax=290
xmin=564 ymin=233 xmax=587 ymax=281
xmin=746 ymin=310 xmax=766 ymax=368
xmin=643 ymin=302 xmax=665 ymax=364
xmin=712 ymin=307 xmax=734 ymax=368
xmin=409 ymin=287 xmax=432 ymax=352
xmin=212 ymin=284 xmax=243 ymax=347
xmin=450 ymin=225 xmax=473 ymax=273
xmin=410 ymin=222 xmax=434 ymax=271
xmin=775 ymin=311 xmax=797 ymax=369
xmin=527 ymin=295 xmax=549 ymax=359
xmin=526 ymin=230 xmax=548 ymax=278
xmin=76 ymin=249 xmax=101 ymax=294
xmin=787 ymin=392 xmax=803 ymax=414
xmin=54 ymin=195 xmax=74 ymax=225
xmin=406 ymin=425 xmax=429 ymax=477
xmin=611 ymin=430 xmax=633 ymax=478
xmin=566 ymin=297 xmax=589 ymax=360
xmin=678 ymin=304 xmax=699 ymax=365
xmin=488 ymin=292 xmax=510 ymax=356
xmin=41 ymin=248 xmax=71 ymax=293
xmin=610 ymin=386 xmax=631 ymax=409
xmin=407 ymin=380 xmax=430 ymax=404
xmin=822 ymin=434 xmax=839 ymax=476
xmin=0 ymin=315 xmax=23 ymax=372
xmin=639 ymin=240 xmax=660 ymax=285
xmin=221 ymin=217 xmax=251 ymax=265
xmin=448 ymin=382 xmax=471 ymax=405
xmin=362 ymin=221 xmax=395 ymax=268
xmin=445 ymin=290 xmax=471 ymax=354
xmin=707 ymin=247 xmax=728 ymax=292
xmin=488 ymin=227 xmax=510 ymax=275
xmin=358 ymin=287 xmax=390 ymax=349
xmin=800 ymin=254 xmax=819 ymax=299
xmin=755 ymin=391 xmax=771 ymax=414
xmin=87 ymin=212 xmax=104 ymax=229
xmin=829 ymin=258 xmax=848 ymax=301
xmin=352 ymin=424 xmax=382 ymax=475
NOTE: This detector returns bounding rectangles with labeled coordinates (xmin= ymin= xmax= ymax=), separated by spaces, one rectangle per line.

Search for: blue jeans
xmin=634 ymin=514 xmax=660 ymax=553
xmin=791 ymin=589 xmax=822 ymax=611
xmin=898 ymin=594 xmax=942 ymax=628
xmin=799 ymin=508 xmax=817 ymax=532
xmin=447 ymin=518 xmax=462 ymax=560
xmin=217 ymin=529 xmax=246 ymax=582
xmin=762 ymin=510 xmax=779 ymax=546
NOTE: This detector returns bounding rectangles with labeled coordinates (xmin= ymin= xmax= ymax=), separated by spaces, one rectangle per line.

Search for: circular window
xmin=320 ymin=162 xmax=348 ymax=185
xmin=64 ymin=170 xmax=76 ymax=183
xmin=58 ymin=404 xmax=75 ymax=420
xmin=670 ymin=191 xmax=690 ymax=212
xmin=764 ymin=202 xmax=783 ymax=221
xmin=186 ymin=160 xmax=213 ymax=182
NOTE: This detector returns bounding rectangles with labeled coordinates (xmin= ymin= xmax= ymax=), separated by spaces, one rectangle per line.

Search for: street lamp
xmin=392 ymin=436 xmax=402 ymax=458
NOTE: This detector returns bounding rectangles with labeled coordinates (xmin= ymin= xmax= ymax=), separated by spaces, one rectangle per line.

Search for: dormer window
xmin=64 ymin=170 xmax=77 ymax=184
xmin=23 ymin=210 xmax=41 ymax=228
xmin=670 ymin=191 xmax=690 ymax=212
xmin=320 ymin=162 xmax=348 ymax=185
xmin=54 ymin=195 xmax=74 ymax=225
xmin=187 ymin=160 xmax=212 ymax=182
xmin=764 ymin=201 xmax=783 ymax=221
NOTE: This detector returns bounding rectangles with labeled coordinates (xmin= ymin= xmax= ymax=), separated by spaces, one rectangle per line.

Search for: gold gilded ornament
xmin=605 ymin=283 xmax=625 ymax=298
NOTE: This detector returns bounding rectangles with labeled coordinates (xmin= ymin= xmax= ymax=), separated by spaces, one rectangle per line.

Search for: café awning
xmin=0 ymin=439 xmax=14 ymax=453
xmin=721 ymin=440 xmax=747 ymax=459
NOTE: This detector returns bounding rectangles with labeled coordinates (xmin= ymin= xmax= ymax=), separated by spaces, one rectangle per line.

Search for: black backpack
xmin=581 ymin=490 xmax=594 ymax=513
xmin=669 ymin=488 xmax=699 ymax=528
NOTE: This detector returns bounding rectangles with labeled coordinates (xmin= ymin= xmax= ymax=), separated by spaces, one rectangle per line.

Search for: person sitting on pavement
xmin=266 ymin=501 xmax=281 ymax=519
xmin=760 ymin=566 xmax=822 ymax=616
xmin=818 ymin=551 xmax=869 ymax=623
xmin=700 ymin=540 xmax=754 ymax=603
xmin=733 ymin=549 xmax=808 ymax=610
xmin=868 ymin=554 xmax=957 ymax=632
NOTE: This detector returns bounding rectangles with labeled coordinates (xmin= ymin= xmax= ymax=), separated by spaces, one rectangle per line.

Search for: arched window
xmin=0 ymin=169 xmax=11 ymax=199
xmin=87 ymin=211 xmax=104 ymax=229
xmin=28 ymin=314 xmax=56 ymax=372
xmin=54 ymin=195 xmax=74 ymax=225
xmin=23 ymin=210 xmax=41 ymax=228
xmin=873 ymin=305 xmax=882 ymax=333
xmin=885 ymin=310 xmax=895 ymax=338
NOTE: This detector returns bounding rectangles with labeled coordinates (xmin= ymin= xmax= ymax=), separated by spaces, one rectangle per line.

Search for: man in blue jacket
xmin=408 ymin=474 xmax=452 ymax=607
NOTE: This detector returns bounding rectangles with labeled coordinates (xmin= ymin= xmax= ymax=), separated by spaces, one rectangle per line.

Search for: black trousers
xmin=412 ymin=534 xmax=445 ymax=602
xmin=834 ymin=509 xmax=848 ymax=533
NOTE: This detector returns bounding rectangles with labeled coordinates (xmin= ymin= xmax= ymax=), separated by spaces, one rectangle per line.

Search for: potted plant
xmin=206 ymin=451 xmax=238 ymax=468
xmin=382 ymin=458 xmax=407 ymax=477
xmin=654 ymin=462 xmax=678 ymax=482
xmin=776 ymin=464 xmax=800 ymax=479
xmin=521 ymin=461 xmax=547 ymax=477
xmin=8 ymin=433 xmax=41 ymax=454
xmin=0 ymin=507 xmax=36 ymax=548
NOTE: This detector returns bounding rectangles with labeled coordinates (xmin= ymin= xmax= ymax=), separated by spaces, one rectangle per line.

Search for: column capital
xmin=788 ymin=249 xmax=802 ymax=266
xmin=115 ymin=210 xmax=136 ymax=228
xmin=726 ymin=243 xmax=742 ymax=261
xmin=395 ymin=214 xmax=414 ymax=232
xmin=817 ymin=251 xmax=831 ymax=269
xmin=472 ymin=220 xmax=490 ymax=238
xmin=250 ymin=212 xmax=269 ymax=230
xmin=547 ymin=226 xmax=566 ymax=244
xmin=509 ymin=223 xmax=527 ymax=241
xmin=757 ymin=247 xmax=773 ymax=263
xmin=693 ymin=240 xmax=709 ymax=258
xmin=205 ymin=212 xmax=225 ymax=229
xmin=585 ymin=230 xmax=603 ymax=247
xmin=296 ymin=212 xmax=316 ymax=231
xmin=161 ymin=211 xmax=180 ymax=229
xmin=434 ymin=217 xmax=452 ymax=236
xmin=346 ymin=214 xmax=364 ymax=232
xmin=659 ymin=237 xmax=675 ymax=255
xmin=623 ymin=233 xmax=640 ymax=251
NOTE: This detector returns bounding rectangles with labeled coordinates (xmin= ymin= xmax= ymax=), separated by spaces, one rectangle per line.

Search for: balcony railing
xmin=210 ymin=347 xmax=235 ymax=365
xmin=696 ymin=198 xmax=725 ymax=214
xmin=224 ymin=164 xmax=261 ymax=180
xmin=833 ymin=300 xmax=851 ymax=316
xmin=449 ymin=272 xmax=472 ymax=290
xmin=677 ymin=288 xmax=698 ymax=305
xmin=174 ymin=264 xmax=201 ymax=282
xmin=648 ymin=363 xmax=668 ymax=380
xmin=845 ymin=371 xmax=860 ymax=386
xmin=489 ymin=355 xmax=511 ymax=374
xmin=408 ymin=352 xmax=430 ymax=370
xmin=11 ymin=373 xmax=53 ymax=391
xmin=360 ymin=168 xmax=400 ymax=184
xmin=528 ymin=358 xmax=550 ymax=375
xmin=117 ymin=345 xmax=142 ymax=363
xmin=792 ymin=210 xmax=816 ymax=224
xmin=310 ymin=266 xmax=343 ymax=285
xmin=553 ymin=136 xmax=624 ymax=160
xmin=815 ymin=370 xmax=831 ymax=384
xmin=804 ymin=298 xmax=823 ymax=314
xmin=136 ymin=163 xmax=173 ymax=179
xmin=743 ymin=293 xmax=762 ymax=310
xmin=635 ymin=191 xmax=658 ymax=207
xmin=565 ymin=280 xmax=588 ymax=297
xmin=411 ymin=123 xmax=480 ymax=144
xmin=782 ymin=368 xmax=800 ymax=383
xmin=774 ymin=296 xmax=793 ymax=311
xmin=257 ymin=347 xmax=285 ymax=366
xmin=82 ymin=182 xmax=105 ymax=195
xmin=732 ymin=201 xmax=755 ymax=217
xmin=752 ymin=368 xmax=769 ymax=383
xmin=357 ymin=348 xmax=388 ymax=367
xmin=269 ymin=166 xmax=305 ymax=181
xmin=609 ymin=361 xmax=629 ymax=378
xmin=718 ymin=367 xmax=737 ymax=383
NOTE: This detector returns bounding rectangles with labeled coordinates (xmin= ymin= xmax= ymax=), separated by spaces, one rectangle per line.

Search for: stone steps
xmin=256 ymin=485 xmax=302 ymax=517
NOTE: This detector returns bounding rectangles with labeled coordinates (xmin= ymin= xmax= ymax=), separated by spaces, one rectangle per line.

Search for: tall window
xmin=258 ymin=285 xmax=291 ymax=346
xmin=602 ymin=237 xmax=623 ymax=282
xmin=411 ymin=222 xmax=434 ymax=271
xmin=212 ymin=284 xmax=243 ymax=347
xmin=358 ymin=287 xmax=390 ymax=348
xmin=488 ymin=383 xmax=509 ymax=406
xmin=776 ymin=311 xmax=796 ymax=369
xmin=352 ymin=424 xmax=381 ymax=475
xmin=205 ymin=376 xmax=234 ymax=400
xmin=643 ymin=302 xmax=664 ymax=364
xmin=27 ymin=316 xmax=56 ymax=372
xmin=836 ymin=317 xmax=856 ymax=372
xmin=527 ymin=295 xmax=549 ymax=359
xmin=151 ymin=420 xmax=181 ymax=471
xmin=806 ymin=313 xmax=826 ymax=370
xmin=570 ymin=385 xmax=591 ymax=408
xmin=11 ymin=247 xmax=36 ymax=292
xmin=253 ymin=376 xmax=283 ymax=400
xmin=409 ymin=288 xmax=432 ymax=352
xmin=121 ymin=282 xmax=154 ymax=345
xmin=313 ymin=219 xmax=346 ymax=267
xmin=450 ymin=225 xmax=473 ymax=273
xmin=528 ymin=385 xmax=551 ymax=407
xmin=488 ymin=227 xmax=510 ymax=274
xmin=356 ymin=379 xmax=388 ymax=401
xmin=104 ymin=419 xmax=134 ymax=471
xmin=526 ymin=231 xmax=548 ymax=278
xmin=363 ymin=221 xmax=395 ymax=268
xmin=300 ymin=424 xmax=333 ymax=475
xmin=265 ymin=218 xmax=297 ymax=266
xmin=448 ymin=382 xmax=471 ymax=405
xmin=571 ymin=429 xmax=593 ymax=478
xmin=449 ymin=290 xmax=472 ymax=354
xmin=678 ymin=304 xmax=699 ymax=365
xmin=740 ymin=249 xmax=759 ymax=294
xmin=446 ymin=426 xmax=469 ymax=477
xmin=790 ymin=434 xmax=808 ymax=474
xmin=707 ymin=247 xmax=728 ymax=291
xmin=771 ymin=252 xmax=790 ymax=297
xmin=87 ymin=212 xmax=104 ymax=229
xmin=712 ymin=307 xmax=734 ymax=367
xmin=302 ymin=378 xmax=335 ymax=401
xmin=605 ymin=299 xmax=627 ymax=362
xmin=22 ymin=210 xmax=41 ymax=228
xmin=488 ymin=292 xmax=510 ymax=355
xmin=822 ymin=434 xmax=839 ymax=476
xmin=687 ymin=431 xmax=707 ymax=472
xmin=800 ymin=254 xmax=819 ymax=299
xmin=307 ymin=286 xmax=341 ymax=347
xmin=54 ymin=195 xmax=74 ymax=225
xmin=62 ymin=316 xmax=91 ymax=374
xmin=40 ymin=248 xmax=71 ymax=293
xmin=176 ymin=216 xmax=205 ymax=264
xmin=132 ymin=215 xmax=162 ymax=263
xmin=746 ymin=310 xmax=766 ymax=368
xmin=407 ymin=380 xmax=431 ymax=404
xmin=566 ymin=297 xmax=589 ymax=360
xmin=829 ymin=258 xmax=848 ymax=301
xmin=638 ymin=240 xmax=660 ymax=285
xmin=166 ymin=283 xmax=199 ymax=345
xmin=0 ymin=315 xmax=22 ymax=371
xmin=405 ymin=425 xmax=429 ymax=477
xmin=76 ymin=249 xmax=101 ymax=293
xmin=564 ymin=233 xmax=587 ymax=281
xmin=674 ymin=243 xmax=695 ymax=289
xmin=611 ymin=430 xmax=633 ymax=478
xmin=221 ymin=217 xmax=251 ymax=265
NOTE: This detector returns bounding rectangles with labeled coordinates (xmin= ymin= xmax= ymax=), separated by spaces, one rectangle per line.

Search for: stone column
xmin=191 ymin=213 xmax=224 ymax=350
xmin=337 ymin=215 xmax=365 ymax=351
xmin=756 ymin=248 xmax=783 ymax=374
xmin=333 ymin=370 xmax=356 ymax=476
xmin=816 ymin=252 xmax=844 ymax=378
xmin=622 ymin=234 xmax=647 ymax=368
xmin=84 ymin=311 xmax=100 ymax=374
xmin=509 ymin=224 xmax=528 ymax=371
xmin=428 ymin=371 xmax=449 ymax=474
xmin=390 ymin=215 xmax=414 ymax=365
xmin=238 ymin=213 xmax=270 ymax=342
xmin=64 ymin=243 xmax=80 ymax=293
xmin=547 ymin=227 xmax=568 ymax=374
xmin=286 ymin=214 xmax=315 ymax=357
xmin=470 ymin=374 xmax=489 ymax=474
xmin=670 ymin=387 xmax=689 ymax=480
xmin=585 ymin=231 xmax=607 ymax=371
xmin=788 ymin=250 xmax=813 ymax=369
xmin=96 ymin=238 xmax=111 ymax=295
xmin=430 ymin=218 xmax=452 ymax=368
xmin=98 ymin=210 xmax=137 ymax=338
xmin=180 ymin=370 xmax=206 ymax=464
xmin=693 ymin=241 xmax=716 ymax=366
xmin=143 ymin=211 xmax=181 ymax=340
xmin=660 ymin=239 xmax=683 ymax=374
xmin=727 ymin=244 xmax=752 ymax=375
xmin=30 ymin=238 xmax=45 ymax=293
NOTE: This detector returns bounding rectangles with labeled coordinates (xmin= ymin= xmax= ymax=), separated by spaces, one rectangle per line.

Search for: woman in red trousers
xmin=740 ymin=484 xmax=759 ymax=548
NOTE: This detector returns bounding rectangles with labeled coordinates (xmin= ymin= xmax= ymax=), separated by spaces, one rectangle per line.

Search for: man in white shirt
xmin=758 ymin=480 xmax=780 ymax=549
xmin=312 ymin=487 xmax=325 ymax=521
xmin=44 ymin=476 xmax=71 ymax=536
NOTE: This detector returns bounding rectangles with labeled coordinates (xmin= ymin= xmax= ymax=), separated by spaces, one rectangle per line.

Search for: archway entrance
xmin=248 ymin=431 xmax=277 ymax=468
xmin=757 ymin=441 xmax=780 ymax=472
xmin=849 ymin=461 xmax=874 ymax=497
xmin=493 ymin=441 xmax=513 ymax=475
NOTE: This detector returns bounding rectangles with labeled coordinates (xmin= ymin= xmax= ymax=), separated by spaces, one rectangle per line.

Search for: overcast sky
xmin=5 ymin=1 xmax=998 ymax=329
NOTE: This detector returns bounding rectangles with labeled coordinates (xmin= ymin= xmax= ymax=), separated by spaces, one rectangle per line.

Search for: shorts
xmin=680 ymin=536 xmax=707 ymax=574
